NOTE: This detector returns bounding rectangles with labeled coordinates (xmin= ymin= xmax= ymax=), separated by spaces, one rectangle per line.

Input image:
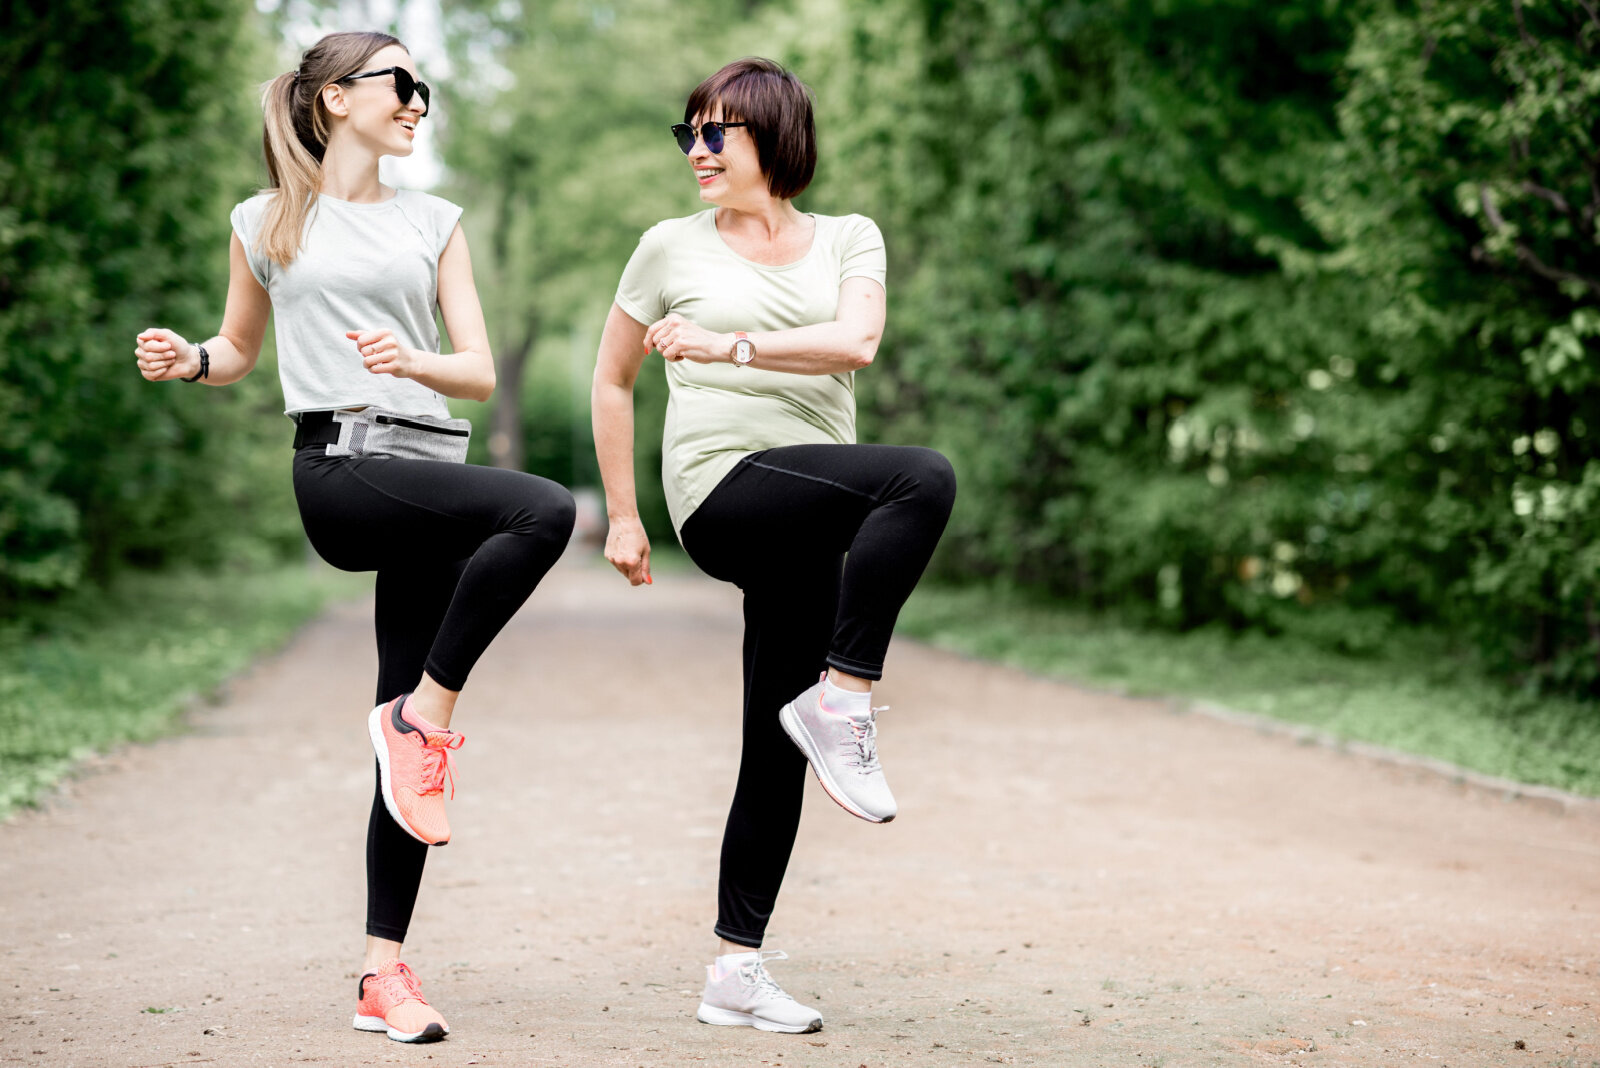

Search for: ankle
xmin=825 ymin=667 xmax=872 ymax=693
xmin=407 ymin=674 xmax=459 ymax=730
xmin=404 ymin=697 xmax=451 ymax=730
xmin=822 ymin=675 xmax=872 ymax=715
xmin=364 ymin=936 xmax=403 ymax=974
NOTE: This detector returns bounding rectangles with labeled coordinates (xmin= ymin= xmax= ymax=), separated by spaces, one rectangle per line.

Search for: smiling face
xmin=686 ymin=107 xmax=769 ymax=208
xmin=323 ymin=44 xmax=425 ymax=158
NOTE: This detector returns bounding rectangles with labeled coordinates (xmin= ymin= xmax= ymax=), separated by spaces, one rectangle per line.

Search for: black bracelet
xmin=182 ymin=344 xmax=210 ymax=383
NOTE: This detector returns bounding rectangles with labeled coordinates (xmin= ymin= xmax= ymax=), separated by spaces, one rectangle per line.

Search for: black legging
xmin=292 ymin=446 xmax=576 ymax=942
xmin=679 ymin=443 xmax=956 ymax=946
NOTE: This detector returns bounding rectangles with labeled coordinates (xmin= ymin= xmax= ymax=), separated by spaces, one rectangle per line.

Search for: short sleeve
xmin=614 ymin=226 xmax=668 ymax=326
xmin=397 ymin=191 xmax=462 ymax=258
xmin=229 ymin=198 xmax=273 ymax=288
xmin=428 ymin=196 xmax=463 ymax=257
xmin=838 ymin=215 xmax=886 ymax=290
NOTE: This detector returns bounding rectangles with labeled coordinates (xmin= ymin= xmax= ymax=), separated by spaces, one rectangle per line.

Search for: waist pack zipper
xmin=374 ymin=414 xmax=469 ymax=437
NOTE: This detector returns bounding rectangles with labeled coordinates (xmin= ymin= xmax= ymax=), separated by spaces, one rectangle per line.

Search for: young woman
xmin=592 ymin=57 xmax=956 ymax=1034
xmin=133 ymin=31 xmax=575 ymax=1044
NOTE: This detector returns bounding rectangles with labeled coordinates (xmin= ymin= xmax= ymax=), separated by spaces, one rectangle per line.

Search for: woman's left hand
xmin=644 ymin=313 xmax=731 ymax=365
xmin=347 ymin=328 xmax=421 ymax=379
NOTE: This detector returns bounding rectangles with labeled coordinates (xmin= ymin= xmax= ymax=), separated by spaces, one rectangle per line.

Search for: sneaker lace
xmin=419 ymin=733 xmax=464 ymax=798
xmin=740 ymin=950 xmax=796 ymax=1002
xmin=840 ymin=706 xmax=888 ymax=775
xmin=373 ymin=961 xmax=426 ymax=1005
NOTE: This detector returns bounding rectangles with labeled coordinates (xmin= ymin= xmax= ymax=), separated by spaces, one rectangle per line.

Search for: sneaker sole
xmin=367 ymin=703 xmax=444 ymax=847
xmin=777 ymin=701 xmax=894 ymax=824
xmin=353 ymin=1014 xmax=448 ymax=1042
xmin=695 ymin=1002 xmax=822 ymax=1033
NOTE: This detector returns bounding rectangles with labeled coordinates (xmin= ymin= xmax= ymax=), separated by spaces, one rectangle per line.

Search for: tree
xmin=0 ymin=0 xmax=301 ymax=604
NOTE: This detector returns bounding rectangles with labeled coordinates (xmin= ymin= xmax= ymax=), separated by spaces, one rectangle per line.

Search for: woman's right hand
xmin=605 ymin=515 xmax=653 ymax=586
xmin=135 ymin=327 xmax=199 ymax=382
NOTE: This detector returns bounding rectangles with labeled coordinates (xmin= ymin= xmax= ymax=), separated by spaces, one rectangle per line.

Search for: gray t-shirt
xmin=614 ymin=210 xmax=887 ymax=533
xmin=230 ymin=190 xmax=462 ymax=417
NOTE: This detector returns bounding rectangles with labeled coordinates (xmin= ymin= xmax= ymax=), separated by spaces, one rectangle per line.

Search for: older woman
xmin=591 ymin=58 xmax=956 ymax=1033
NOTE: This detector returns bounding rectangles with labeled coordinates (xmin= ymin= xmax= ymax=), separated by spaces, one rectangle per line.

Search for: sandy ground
xmin=4 ymin=554 xmax=1599 ymax=1068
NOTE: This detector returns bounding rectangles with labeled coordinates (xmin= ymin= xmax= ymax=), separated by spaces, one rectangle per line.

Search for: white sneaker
xmin=695 ymin=950 xmax=823 ymax=1034
xmin=779 ymin=676 xmax=897 ymax=823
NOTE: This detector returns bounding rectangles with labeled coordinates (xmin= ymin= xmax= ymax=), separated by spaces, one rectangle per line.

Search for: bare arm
xmin=348 ymin=223 xmax=496 ymax=402
xmin=592 ymin=303 xmax=653 ymax=586
xmin=135 ymin=232 xmax=269 ymax=384
xmin=644 ymin=276 xmax=885 ymax=374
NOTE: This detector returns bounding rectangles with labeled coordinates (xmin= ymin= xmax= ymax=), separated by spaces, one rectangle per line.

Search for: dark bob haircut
xmin=685 ymin=57 xmax=817 ymax=201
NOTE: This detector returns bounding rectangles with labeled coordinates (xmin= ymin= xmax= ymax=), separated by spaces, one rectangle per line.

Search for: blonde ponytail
xmin=258 ymin=72 xmax=319 ymax=266
xmin=255 ymin=31 xmax=404 ymax=268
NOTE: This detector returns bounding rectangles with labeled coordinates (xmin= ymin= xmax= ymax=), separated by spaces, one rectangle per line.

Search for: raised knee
xmin=549 ymin=487 xmax=578 ymax=540
xmin=508 ymin=481 xmax=576 ymax=545
xmin=910 ymin=448 xmax=957 ymax=508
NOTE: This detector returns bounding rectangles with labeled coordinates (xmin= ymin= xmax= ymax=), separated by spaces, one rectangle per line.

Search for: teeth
xmin=696 ymin=169 xmax=722 ymax=178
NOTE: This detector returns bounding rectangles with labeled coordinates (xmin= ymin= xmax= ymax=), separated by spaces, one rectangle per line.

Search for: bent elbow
xmin=852 ymin=337 xmax=880 ymax=370
xmin=476 ymin=366 xmax=497 ymax=403
xmin=220 ymin=332 xmax=260 ymax=373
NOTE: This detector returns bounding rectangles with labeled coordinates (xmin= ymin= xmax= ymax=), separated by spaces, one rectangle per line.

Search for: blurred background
xmin=4 ymin=0 xmax=1600 ymax=715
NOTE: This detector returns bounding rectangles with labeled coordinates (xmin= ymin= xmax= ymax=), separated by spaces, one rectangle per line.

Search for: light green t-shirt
xmin=614 ymin=209 xmax=887 ymax=533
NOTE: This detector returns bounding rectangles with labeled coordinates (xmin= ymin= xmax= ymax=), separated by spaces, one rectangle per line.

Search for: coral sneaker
xmin=353 ymin=960 xmax=448 ymax=1043
xmin=368 ymin=694 xmax=464 ymax=846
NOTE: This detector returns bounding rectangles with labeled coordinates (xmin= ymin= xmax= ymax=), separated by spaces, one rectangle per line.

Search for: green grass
xmin=0 ymin=562 xmax=367 ymax=818
xmin=897 ymin=584 xmax=1600 ymax=796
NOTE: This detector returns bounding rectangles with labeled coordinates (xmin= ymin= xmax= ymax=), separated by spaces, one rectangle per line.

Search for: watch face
xmin=734 ymin=339 xmax=755 ymax=364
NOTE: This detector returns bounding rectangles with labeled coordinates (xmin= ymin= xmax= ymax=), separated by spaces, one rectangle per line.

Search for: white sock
xmin=713 ymin=950 xmax=760 ymax=980
xmin=822 ymin=676 xmax=872 ymax=716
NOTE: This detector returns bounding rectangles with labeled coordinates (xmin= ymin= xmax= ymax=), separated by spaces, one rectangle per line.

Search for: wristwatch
xmin=731 ymin=331 xmax=756 ymax=368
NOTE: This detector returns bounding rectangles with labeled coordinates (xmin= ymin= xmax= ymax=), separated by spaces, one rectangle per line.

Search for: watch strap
xmin=182 ymin=344 xmax=209 ymax=383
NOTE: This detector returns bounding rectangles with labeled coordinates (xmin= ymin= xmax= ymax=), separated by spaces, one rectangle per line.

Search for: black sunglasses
xmin=671 ymin=120 xmax=748 ymax=155
xmin=342 ymin=66 xmax=430 ymax=115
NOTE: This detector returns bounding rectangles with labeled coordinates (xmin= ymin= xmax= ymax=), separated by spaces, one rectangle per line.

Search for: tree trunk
xmin=489 ymin=329 xmax=534 ymax=470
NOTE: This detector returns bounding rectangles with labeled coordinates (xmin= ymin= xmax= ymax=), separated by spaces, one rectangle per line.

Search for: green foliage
xmin=0 ymin=563 xmax=364 ymax=817
xmin=1309 ymin=0 xmax=1600 ymax=688
xmin=804 ymin=0 xmax=1379 ymax=627
xmin=792 ymin=0 xmax=1600 ymax=693
xmin=439 ymin=0 xmax=1600 ymax=697
xmin=0 ymin=0 xmax=302 ymax=606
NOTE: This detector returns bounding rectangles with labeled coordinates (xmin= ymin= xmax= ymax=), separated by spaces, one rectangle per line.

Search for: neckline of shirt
xmin=317 ymin=190 xmax=405 ymax=211
xmin=706 ymin=209 xmax=820 ymax=271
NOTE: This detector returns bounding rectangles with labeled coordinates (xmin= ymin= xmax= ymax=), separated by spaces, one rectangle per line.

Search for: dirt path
xmin=4 ymin=556 xmax=1598 ymax=1067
